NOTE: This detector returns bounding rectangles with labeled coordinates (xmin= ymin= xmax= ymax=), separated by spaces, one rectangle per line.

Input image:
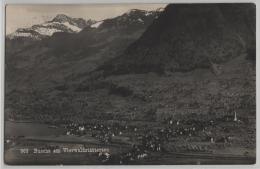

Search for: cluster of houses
xmin=61 ymin=110 xmax=242 ymax=164
xmin=119 ymin=145 xmax=149 ymax=164
xmin=65 ymin=121 xmax=139 ymax=144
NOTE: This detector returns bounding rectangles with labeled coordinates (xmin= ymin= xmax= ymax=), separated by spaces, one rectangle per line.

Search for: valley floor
xmin=4 ymin=115 xmax=256 ymax=165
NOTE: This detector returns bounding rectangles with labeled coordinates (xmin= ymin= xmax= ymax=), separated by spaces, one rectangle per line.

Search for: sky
xmin=5 ymin=4 xmax=167 ymax=34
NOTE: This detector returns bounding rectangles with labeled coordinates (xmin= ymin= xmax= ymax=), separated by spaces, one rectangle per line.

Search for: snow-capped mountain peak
xmin=7 ymin=9 xmax=164 ymax=40
xmin=90 ymin=21 xmax=104 ymax=28
xmin=89 ymin=9 xmax=163 ymax=30
xmin=7 ymin=14 xmax=95 ymax=40
xmin=51 ymin=14 xmax=72 ymax=23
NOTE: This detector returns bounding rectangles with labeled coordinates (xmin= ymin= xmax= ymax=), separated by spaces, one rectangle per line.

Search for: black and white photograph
xmin=3 ymin=2 xmax=256 ymax=165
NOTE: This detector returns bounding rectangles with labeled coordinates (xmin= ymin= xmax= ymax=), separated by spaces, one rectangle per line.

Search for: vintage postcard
xmin=4 ymin=3 xmax=256 ymax=165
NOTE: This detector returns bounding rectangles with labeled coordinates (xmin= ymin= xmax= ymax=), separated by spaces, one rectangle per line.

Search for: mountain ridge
xmin=5 ymin=8 xmax=163 ymax=95
xmin=100 ymin=3 xmax=255 ymax=76
xmin=7 ymin=8 xmax=162 ymax=40
xmin=7 ymin=14 xmax=96 ymax=40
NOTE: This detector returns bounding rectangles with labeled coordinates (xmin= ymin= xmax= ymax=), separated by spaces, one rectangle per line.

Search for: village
xmin=4 ymin=103 xmax=256 ymax=165
xmin=58 ymin=110 xmax=254 ymax=164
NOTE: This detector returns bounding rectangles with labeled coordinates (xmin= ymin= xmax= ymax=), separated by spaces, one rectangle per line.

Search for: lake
xmin=5 ymin=121 xmax=65 ymax=137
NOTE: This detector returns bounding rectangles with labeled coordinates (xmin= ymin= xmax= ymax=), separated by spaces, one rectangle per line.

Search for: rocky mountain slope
xmin=5 ymin=9 xmax=162 ymax=98
xmin=101 ymin=4 xmax=255 ymax=75
xmin=92 ymin=8 xmax=163 ymax=30
xmin=70 ymin=3 xmax=255 ymax=122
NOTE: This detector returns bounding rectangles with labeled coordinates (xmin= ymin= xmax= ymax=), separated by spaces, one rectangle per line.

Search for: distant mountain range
xmin=7 ymin=9 xmax=162 ymax=40
xmin=5 ymin=8 xmax=162 ymax=94
xmin=7 ymin=14 xmax=96 ymax=40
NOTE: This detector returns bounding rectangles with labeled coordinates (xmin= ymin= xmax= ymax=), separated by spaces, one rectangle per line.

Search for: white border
xmin=0 ymin=0 xmax=259 ymax=169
